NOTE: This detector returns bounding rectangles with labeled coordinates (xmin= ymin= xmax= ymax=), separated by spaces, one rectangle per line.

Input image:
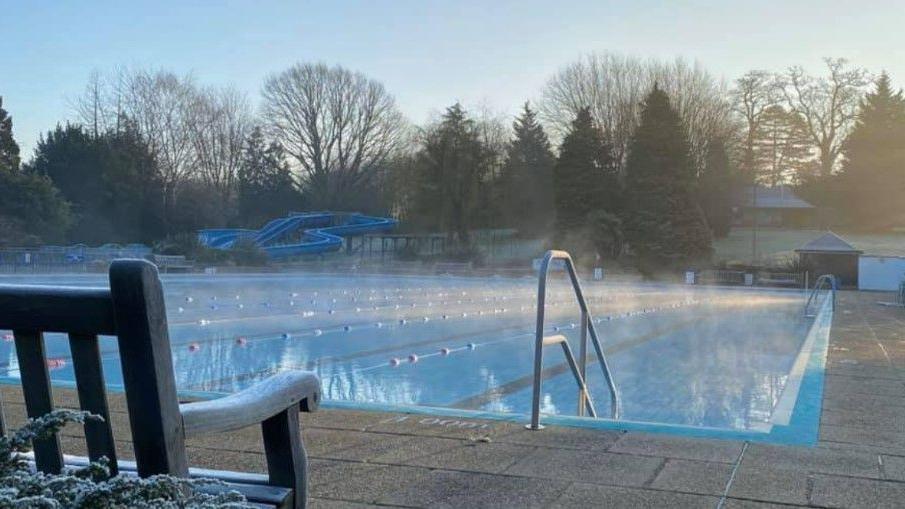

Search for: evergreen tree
xmin=499 ymin=102 xmax=555 ymax=236
xmin=624 ymin=86 xmax=712 ymax=269
xmin=552 ymin=107 xmax=619 ymax=242
xmin=237 ymin=127 xmax=302 ymax=227
xmin=27 ymin=123 xmax=164 ymax=243
xmin=841 ymin=72 xmax=905 ymax=229
xmin=0 ymin=97 xmax=20 ymax=171
xmin=413 ymin=103 xmax=492 ymax=246
xmin=699 ymin=137 xmax=733 ymax=238
xmin=0 ymin=98 xmax=71 ymax=244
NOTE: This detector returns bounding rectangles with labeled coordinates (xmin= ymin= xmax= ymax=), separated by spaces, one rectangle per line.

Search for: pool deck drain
xmin=3 ymin=290 xmax=905 ymax=508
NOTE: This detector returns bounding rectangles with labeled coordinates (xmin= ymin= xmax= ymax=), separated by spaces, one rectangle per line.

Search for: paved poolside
xmin=3 ymin=290 xmax=905 ymax=508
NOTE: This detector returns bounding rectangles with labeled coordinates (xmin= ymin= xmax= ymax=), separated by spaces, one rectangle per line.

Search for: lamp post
xmin=751 ymin=181 xmax=758 ymax=265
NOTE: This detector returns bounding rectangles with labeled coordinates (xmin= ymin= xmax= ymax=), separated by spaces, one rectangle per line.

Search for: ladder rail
xmin=804 ymin=274 xmax=836 ymax=317
xmin=529 ymin=250 xmax=621 ymax=430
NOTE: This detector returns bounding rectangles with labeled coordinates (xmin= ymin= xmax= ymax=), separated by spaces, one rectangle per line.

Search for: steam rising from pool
xmin=0 ymin=271 xmax=814 ymax=432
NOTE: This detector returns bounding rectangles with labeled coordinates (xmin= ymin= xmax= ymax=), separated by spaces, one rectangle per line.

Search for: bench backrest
xmin=0 ymin=259 xmax=188 ymax=477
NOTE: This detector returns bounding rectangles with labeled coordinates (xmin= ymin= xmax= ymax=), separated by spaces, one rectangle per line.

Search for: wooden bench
xmin=0 ymin=259 xmax=320 ymax=508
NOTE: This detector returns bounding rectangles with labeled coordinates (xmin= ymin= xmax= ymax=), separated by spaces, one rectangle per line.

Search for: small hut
xmin=795 ymin=232 xmax=862 ymax=287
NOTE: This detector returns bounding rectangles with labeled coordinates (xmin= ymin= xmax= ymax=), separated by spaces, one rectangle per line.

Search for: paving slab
xmin=310 ymin=462 xmax=436 ymax=506
xmin=403 ymin=441 xmax=536 ymax=474
xmin=495 ymin=425 xmax=623 ymax=451
xmin=650 ymin=458 xmax=734 ymax=496
xmin=741 ymin=443 xmax=880 ymax=478
xmin=414 ymin=470 xmax=570 ymax=508
xmin=505 ymin=447 xmax=664 ymax=487
xmin=809 ymin=473 xmax=905 ymax=509
xmin=727 ymin=464 xmax=810 ymax=506
xmin=609 ymin=432 xmax=743 ymax=463
xmin=880 ymin=454 xmax=905 ymax=481
xmin=548 ymin=483 xmax=720 ymax=508
xmin=330 ymin=435 xmax=463 ymax=464
xmin=308 ymin=499 xmax=390 ymax=509
xmin=722 ymin=499 xmax=809 ymax=508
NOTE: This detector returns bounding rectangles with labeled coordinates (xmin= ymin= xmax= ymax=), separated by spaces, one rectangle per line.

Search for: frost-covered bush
xmin=0 ymin=409 xmax=254 ymax=508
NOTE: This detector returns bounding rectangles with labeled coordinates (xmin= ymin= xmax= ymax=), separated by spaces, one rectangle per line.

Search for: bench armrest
xmin=180 ymin=371 xmax=320 ymax=436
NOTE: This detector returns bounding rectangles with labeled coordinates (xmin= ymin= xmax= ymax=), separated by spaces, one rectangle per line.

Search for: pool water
xmin=0 ymin=272 xmax=831 ymax=444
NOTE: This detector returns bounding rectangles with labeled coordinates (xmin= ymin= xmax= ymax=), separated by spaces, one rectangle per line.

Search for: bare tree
xmin=650 ymin=58 xmax=735 ymax=173
xmin=111 ymin=69 xmax=198 ymax=204
xmin=73 ymin=70 xmax=115 ymax=138
xmin=539 ymin=52 xmax=734 ymax=172
xmin=776 ymin=58 xmax=869 ymax=177
xmin=540 ymin=53 xmax=646 ymax=167
xmin=74 ymin=67 xmax=252 ymax=225
xmin=186 ymin=87 xmax=252 ymax=212
xmin=732 ymin=70 xmax=778 ymax=178
xmin=261 ymin=63 xmax=405 ymax=208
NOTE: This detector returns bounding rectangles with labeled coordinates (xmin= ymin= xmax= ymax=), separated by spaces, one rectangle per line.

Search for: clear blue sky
xmin=2 ymin=0 xmax=902 ymax=157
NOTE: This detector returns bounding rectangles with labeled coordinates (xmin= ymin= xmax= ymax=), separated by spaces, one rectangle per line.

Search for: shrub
xmin=0 ymin=410 xmax=253 ymax=508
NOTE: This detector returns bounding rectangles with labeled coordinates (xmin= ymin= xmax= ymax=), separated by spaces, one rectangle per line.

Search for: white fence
xmin=859 ymin=255 xmax=905 ymax=291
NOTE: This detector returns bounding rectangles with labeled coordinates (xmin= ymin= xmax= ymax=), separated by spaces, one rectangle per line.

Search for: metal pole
xmin=577 ymin=310 xmax=588 ymax=417
xmin=528 ymin=254 xmax=549 ymax=430
xmin=751 ymin=183 xmax=758 ymax=264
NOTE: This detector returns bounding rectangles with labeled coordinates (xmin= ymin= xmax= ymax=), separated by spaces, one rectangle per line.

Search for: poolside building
xmin=733 ymin=185 xmax=816 ymax=227
xmin=795 ymin=231 xmax=862 ymax=287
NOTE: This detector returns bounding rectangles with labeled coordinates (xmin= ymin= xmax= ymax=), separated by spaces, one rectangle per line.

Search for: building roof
xmin=795 ymin=232 xmax=863 ymax=254
xmin=738 ymin=185 xmax=814 ymax=209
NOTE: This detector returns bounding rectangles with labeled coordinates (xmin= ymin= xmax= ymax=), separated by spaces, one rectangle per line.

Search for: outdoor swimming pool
xmin=0 ymin=272 xmax=832 ymax=445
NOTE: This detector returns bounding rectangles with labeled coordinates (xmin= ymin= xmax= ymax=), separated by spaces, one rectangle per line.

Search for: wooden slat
xmin=0 ymin=286 xmax=115 ymax=335
xmin=109 ymin=259 xmax=188 ymax=477
xmin=262 ymin=409 xmax=307 ymax=509
xmin=13 ymin=329 xmax=63 ymax=474
xmin=59 ymin=454 xmax=271 ymax=485
xmin=68 ymin=333 xmax=118 ymax=475
xmin=0 ymin=393 xmax=6 ymax=436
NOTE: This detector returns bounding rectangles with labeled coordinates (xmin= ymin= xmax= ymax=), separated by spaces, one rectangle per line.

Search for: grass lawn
xmin=713 ymin=228 xmax=905 ymax=264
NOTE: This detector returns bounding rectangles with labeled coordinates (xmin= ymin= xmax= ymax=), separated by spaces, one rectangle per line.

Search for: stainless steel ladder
xmin=528 ymin=250 xmax=621 ymax=430
xmin=804 ymin=274 xmax=836 ymax=318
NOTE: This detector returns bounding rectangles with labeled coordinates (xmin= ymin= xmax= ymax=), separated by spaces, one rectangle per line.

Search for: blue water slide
xmin=198 ymin=212 xmax=397 ymax=259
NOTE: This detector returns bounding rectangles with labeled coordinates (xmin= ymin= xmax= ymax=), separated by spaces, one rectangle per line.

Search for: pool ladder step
xmin=540 ymin=334 xmax=597 ymax=422
xmin=528 ymin=250 xmax=621 ymax=430
xmin=542 ymin=334 xmax=567 ymax=346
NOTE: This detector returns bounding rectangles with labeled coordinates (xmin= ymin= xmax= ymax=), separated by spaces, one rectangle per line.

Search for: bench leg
xmin=262 ymin=409 xmax=307 ymax=509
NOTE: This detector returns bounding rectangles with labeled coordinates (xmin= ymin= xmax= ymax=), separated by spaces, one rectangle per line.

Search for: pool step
xmin=542 ymin=334 xmax=567 ymax=346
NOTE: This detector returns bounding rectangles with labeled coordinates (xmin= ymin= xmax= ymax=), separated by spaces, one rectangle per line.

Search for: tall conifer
xmin=624 ymin=86 xmax=711 ymax=268
xmin=841 ymin=72 xmax=905 ymax=229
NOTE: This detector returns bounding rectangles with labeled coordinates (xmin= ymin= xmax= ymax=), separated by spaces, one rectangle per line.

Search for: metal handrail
xmin=528 ymin=250 xmax=621 ymax=430
xmin=804 ymin=274 xmax=836 ymax=317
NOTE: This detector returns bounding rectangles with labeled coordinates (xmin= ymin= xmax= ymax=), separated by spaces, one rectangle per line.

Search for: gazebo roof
xmin=794 ymin=232 xmax=862 ymax=254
